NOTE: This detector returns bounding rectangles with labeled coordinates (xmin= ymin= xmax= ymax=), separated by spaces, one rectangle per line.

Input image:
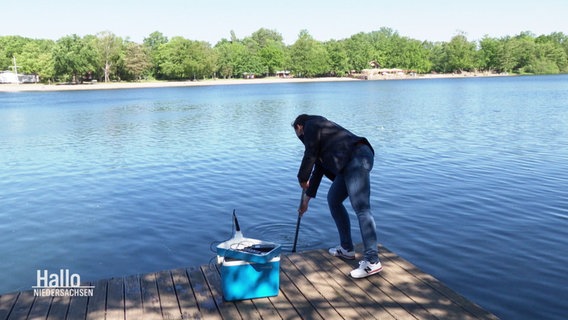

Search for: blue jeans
xmin=327 ymin=144 xmax=378 ymax=263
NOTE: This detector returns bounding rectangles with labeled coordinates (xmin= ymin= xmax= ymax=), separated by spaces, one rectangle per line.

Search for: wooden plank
xmin=378 ymin=251 xmax=458 ymax=319
xmin=86 ymin=279 xmax=108 ymax=320
xmin=201 ymin=264 xmax=241 ymax=320
xmin=140 ymin=272 xmax=163 ymax=319
xmin=277 ymin=255 xmax=324 ymax=320
xmin=281 ymin=254 xmax=345 ymax=319
xmin=378 ymin=244 xmax=498 ymax=319
xmin=307 ymin=249 xmax=394 ymax=320
xmin=46 ymin=295 xmax=71 ymax=320
xmin=277 ymin=267 xmax=321 ymax=319
xmin=231 ymin=299 xmax=259 ymax=320
xmin=27 ymin=295 xmax=52 ymax=320
xmin=66 ymin=291 xmax=89 ymax=320
xmin=170 ymin=268 xmax=201 ymax=320
xmin=289 ymin=251 xmax=370 ymax=319
xmin=298 ymin=250 xmax=391 ymax=320
xmin=155 ymin=270 xmax=182 ymax=320
xmin=124 ymin=274 xmax=143 ymax=320
xmin=317 ymin=249 xmax=415 ymax=320
xmin=7 ymin=290 xmax=34 ymax=320
xmin=266 ymin=289 xmax=298 ymax=319
xmin=186 ymin=266 xmax=222 ymax=320
xmin=366 ymin=254 xmax=438 ymax=319
xmin=105 ymin=277 xmax=125 ymax=320
xmin=250 ymin=297 xmax=281 ymax=320
xmin=0 ymin=292 xmax=19 ymax=320
xmin=266 ymin=286 xmax=298 ymax=320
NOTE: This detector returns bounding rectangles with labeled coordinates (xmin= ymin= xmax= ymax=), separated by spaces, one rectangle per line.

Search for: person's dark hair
xmin=292 ymin=114 xmax=310 ymax=128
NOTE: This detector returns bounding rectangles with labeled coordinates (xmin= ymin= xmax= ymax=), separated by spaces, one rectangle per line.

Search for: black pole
xmin=292 ymin=214 xmax=301 ymax=252
xmin=292 ymin=190 xmax=305 ymax=253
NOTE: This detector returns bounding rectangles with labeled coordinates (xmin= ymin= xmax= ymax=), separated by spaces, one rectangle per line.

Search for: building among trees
xmin=0 ymin=71 xmax=39 ymax=84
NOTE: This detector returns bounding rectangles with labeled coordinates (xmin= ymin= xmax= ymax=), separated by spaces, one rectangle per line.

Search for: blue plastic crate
xmin=220 ymin=256 xmax=280 ymax=301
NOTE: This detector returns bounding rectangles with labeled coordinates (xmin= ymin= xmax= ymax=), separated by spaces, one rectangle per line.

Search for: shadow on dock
xmin=0 ymin=244 xmax=498 ymax=319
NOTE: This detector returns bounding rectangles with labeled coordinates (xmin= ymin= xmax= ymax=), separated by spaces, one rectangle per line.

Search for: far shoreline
xmin=0 ymin=73 xmax=510 ymax=93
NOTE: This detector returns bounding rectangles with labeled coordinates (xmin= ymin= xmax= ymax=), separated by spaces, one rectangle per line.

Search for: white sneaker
xmin=350 ymin=260 xmax=383 ymax=278
xmin=328 ymin=245 xmax=355 ymax=260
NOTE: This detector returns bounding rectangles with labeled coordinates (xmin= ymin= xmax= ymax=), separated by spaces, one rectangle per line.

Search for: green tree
xmin=478 ymin=36 xmax=504 ymax=72
xmin=503 ymin=32 xmax=541 ymax=74
xmin=143 ymin=31 xmax=168 ymax=79
xmin=4 ymin=27 xmax=568 ymax=82
xmin=250 ymin=28 xmax=283 ymax=48
xmin=157 ymin=37 xmax=215 ymax=80
xmin=390 ymin=37 xmax=432 ymax=73
xmin=325 ymin=40 xmax=349 ymax=76
xmin=368 ymin=28 xmax=399 ymax=67
xmin=240 ymin=37 xmax=264 ymax=76
xmin=52 ymin=34 xmax=98 ymax=83
xmin=214 ymin=40 xmax=236 ymax=79
xmin=249 ymin=28 xmax=286 ymax=76
xmin=156 ymin=37 xmax=191 ymax=79
xmin=0 ymin=37 xmax=55 ymax=82
xmin=214 ymin=35 xmax=263 ymax=79
xmin=444 ymin=33 xmax=477 ymax=72
xmin=0 ymin=36 xmax=28 ymax=69
xmin=535 ymin=34 xmax=568 ymax=73
xmin=118 ymin=41 xmax=151 ymax=81
xmin=344 ymin=33 xmax=374 ymax=71
xmin=189 ymin=40 xmax=217 ymax=79
xmin=18 ymin=40 xmax=55 ymax=82
xmin=429 ymin=42 xmax=448 ymax=73
xmin=94 ymin=31 xmax=123 ymax=82
xmin=495 ymin=37 xmax=517 ymax=73
xmin=548 ymin=32 xmax=568 ymax=63
xmin=259 ymin=40 xmax=286 ymax=76
xmin=289 ymin=30 xmax=328 ymax=77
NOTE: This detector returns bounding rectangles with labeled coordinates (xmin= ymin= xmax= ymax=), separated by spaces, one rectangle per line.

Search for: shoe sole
xmin=350 ymin=266 xmax=383 ymax=279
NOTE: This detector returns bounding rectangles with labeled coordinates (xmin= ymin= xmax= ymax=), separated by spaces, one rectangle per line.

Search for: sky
xmin=2 ymin=0 xmax=567 ymax=45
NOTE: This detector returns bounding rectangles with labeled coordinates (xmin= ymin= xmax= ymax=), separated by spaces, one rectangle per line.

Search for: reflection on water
xmin=1 ymin=76 xmax=567 ymax=320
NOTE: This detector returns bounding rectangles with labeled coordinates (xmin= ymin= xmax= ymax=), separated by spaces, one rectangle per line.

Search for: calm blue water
xmin=1 ymin=76 xmax=567 ymax=319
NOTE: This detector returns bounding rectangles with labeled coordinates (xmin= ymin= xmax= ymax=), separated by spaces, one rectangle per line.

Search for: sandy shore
xmin=0 ymin=77 xmax=360 ymax=92
xmin=0 ymin=73 xmax=507 ymax=92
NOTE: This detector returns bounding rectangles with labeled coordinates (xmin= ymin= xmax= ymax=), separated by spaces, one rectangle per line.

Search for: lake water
xmin=1 ymin=76 xmax=567 ymax=319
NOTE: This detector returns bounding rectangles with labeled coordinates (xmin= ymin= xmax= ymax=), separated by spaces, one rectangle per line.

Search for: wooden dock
xmin=0 ymin=244 xmax=498 ymax=319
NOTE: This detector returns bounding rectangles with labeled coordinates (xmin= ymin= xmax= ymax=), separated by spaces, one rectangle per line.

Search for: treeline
xmin=1 ymin=27 xmax=567 ymax=83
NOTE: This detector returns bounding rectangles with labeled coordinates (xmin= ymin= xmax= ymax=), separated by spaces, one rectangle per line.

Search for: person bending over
xmin=292 ymin=114 xmax=382 ymax=278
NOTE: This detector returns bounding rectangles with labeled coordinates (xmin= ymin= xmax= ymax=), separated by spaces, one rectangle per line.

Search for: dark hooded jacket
xmin=297 ymin=115 xmax=374 ymax=198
